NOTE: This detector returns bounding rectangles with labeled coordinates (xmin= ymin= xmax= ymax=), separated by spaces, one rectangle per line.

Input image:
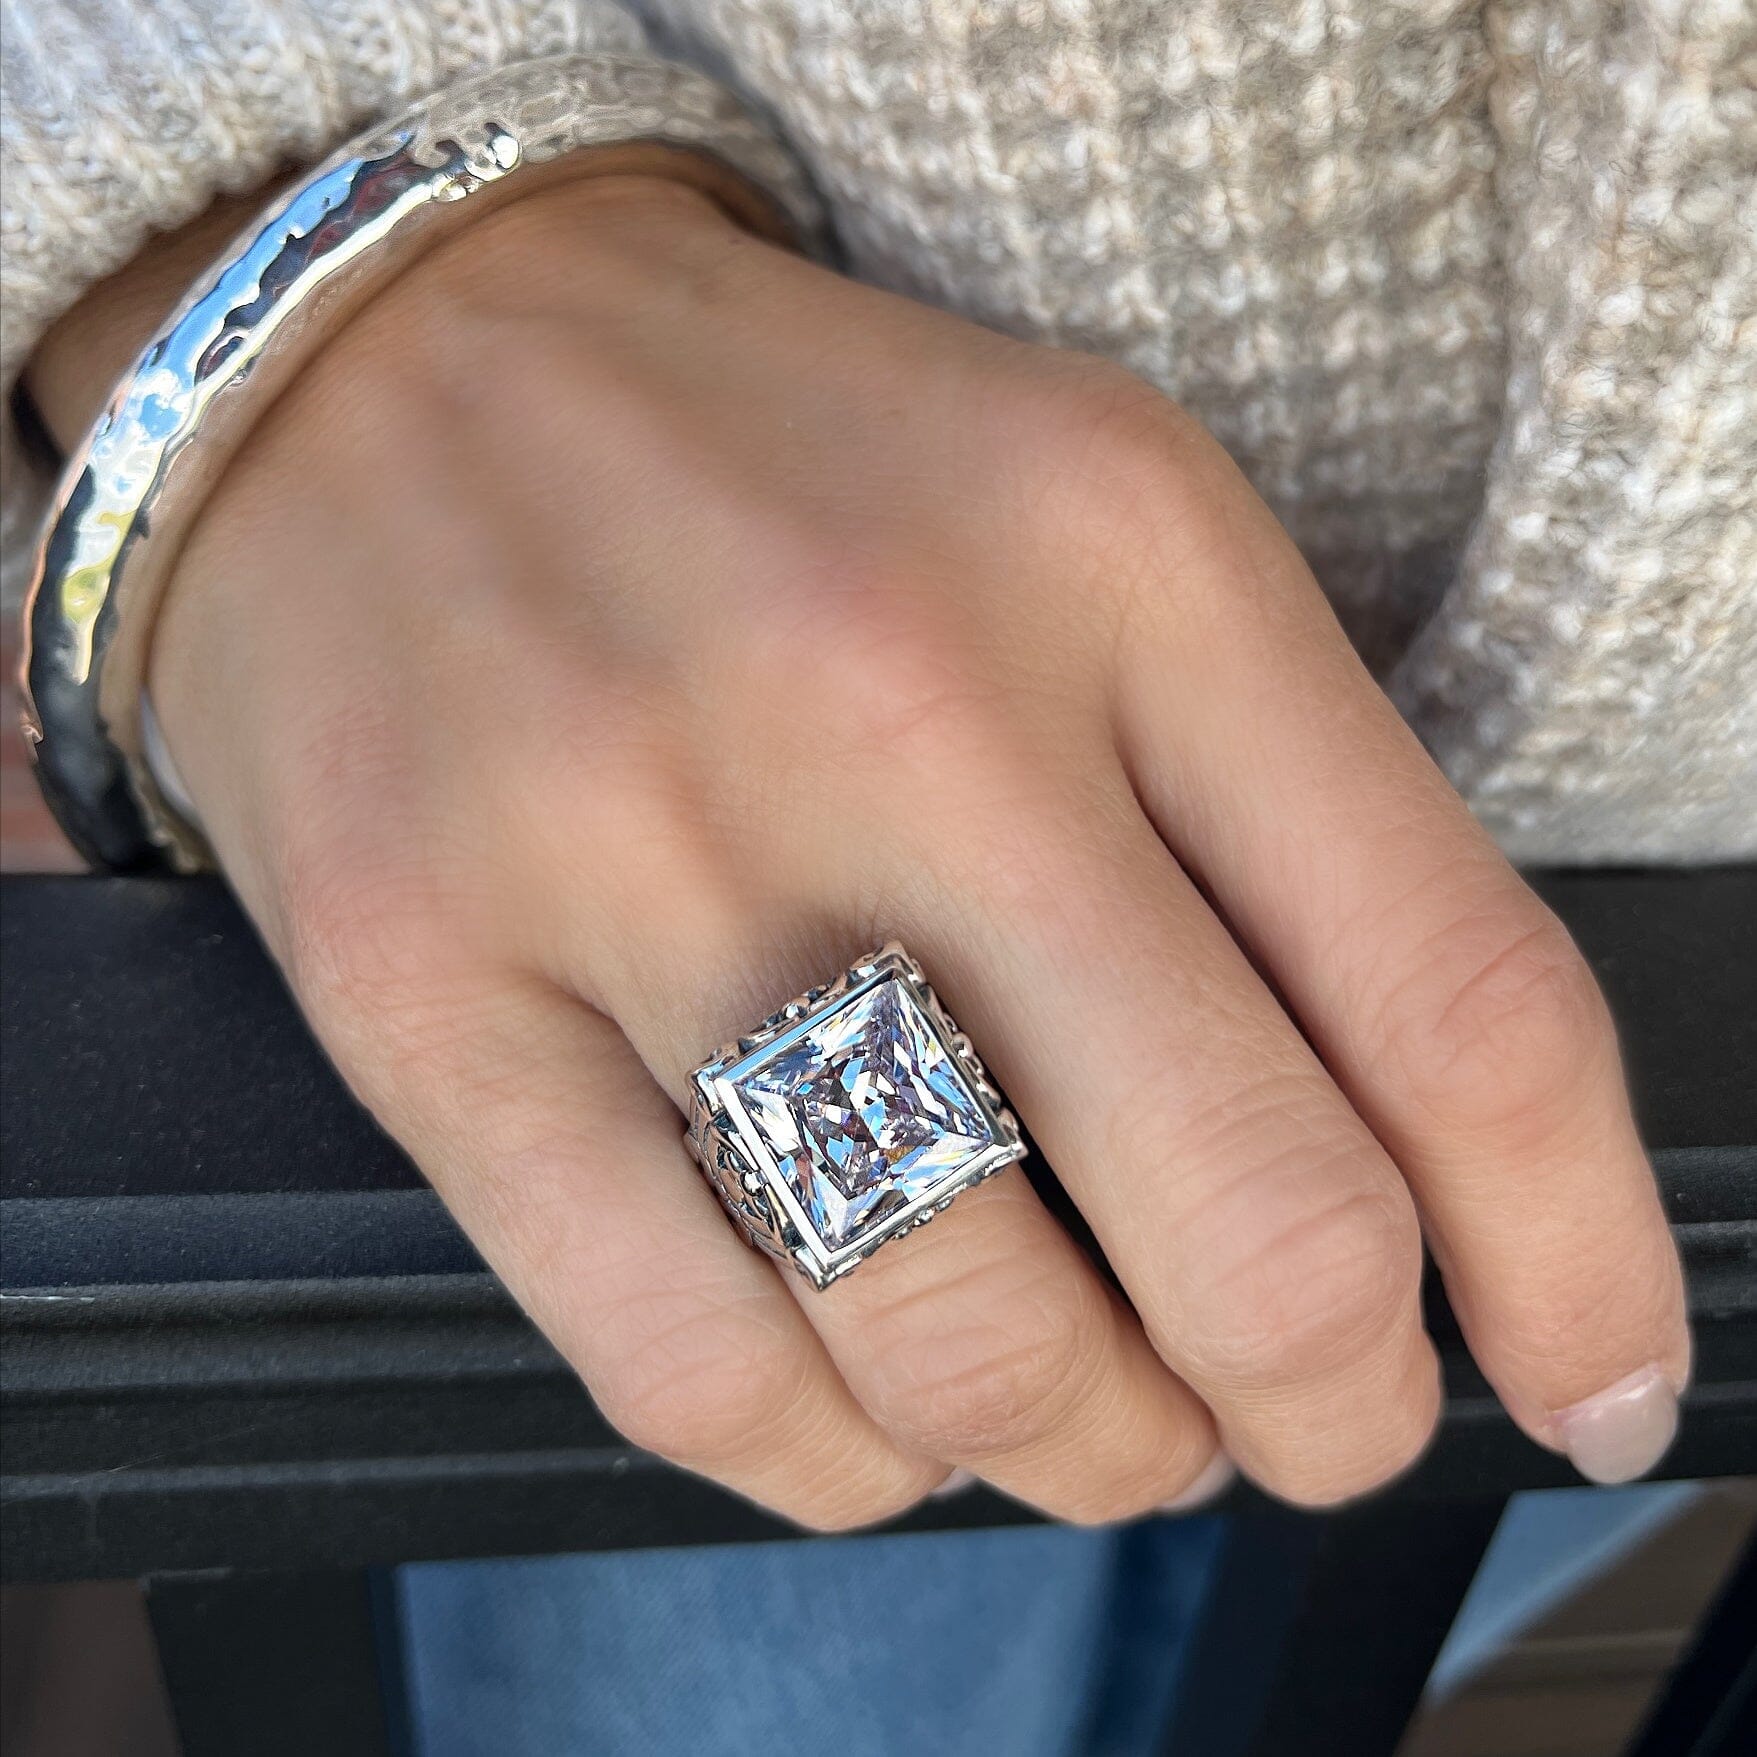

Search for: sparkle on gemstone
xmin=727 ymin=977 xmax=996 ymax=1250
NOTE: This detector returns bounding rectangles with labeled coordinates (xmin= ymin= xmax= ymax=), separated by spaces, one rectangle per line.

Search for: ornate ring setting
xmin=686 ymin=945 xmax=1026 ymax=1288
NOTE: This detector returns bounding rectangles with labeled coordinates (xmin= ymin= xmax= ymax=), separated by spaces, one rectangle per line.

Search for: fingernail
xmin=1551 ymin=1365 xmax=1680 ymax=1485
xmin=928 ymin=1467 xmax=977 ymax=1500
xmin=1160 ymin=1452 xmax=1236 ymax=1513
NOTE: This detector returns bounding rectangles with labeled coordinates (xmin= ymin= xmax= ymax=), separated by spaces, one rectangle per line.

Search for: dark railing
xmin=4 ymin=869 xmax=1755 ymax=1756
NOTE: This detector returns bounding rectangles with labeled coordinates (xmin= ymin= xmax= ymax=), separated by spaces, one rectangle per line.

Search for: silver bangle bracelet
xmin=19 ymin=54 xmax=820 ymax=872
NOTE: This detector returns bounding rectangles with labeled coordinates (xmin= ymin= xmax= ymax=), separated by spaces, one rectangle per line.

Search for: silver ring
xmin=686 ymin=944 xmax=1027 ymax=1288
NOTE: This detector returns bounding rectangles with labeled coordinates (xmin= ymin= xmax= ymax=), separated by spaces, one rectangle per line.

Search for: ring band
xmin=686 ymin=944 xmax=1027 ymax=1288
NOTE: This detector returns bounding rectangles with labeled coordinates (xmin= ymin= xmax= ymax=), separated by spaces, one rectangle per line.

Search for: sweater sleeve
xmin=0 ymin=0 xmax=824 ymax=604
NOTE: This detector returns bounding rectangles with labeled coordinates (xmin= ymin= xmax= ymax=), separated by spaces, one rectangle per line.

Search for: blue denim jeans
xmin=398 ymin=1517 xmax=1227 ymax=1757
xmin=396 ymin=1482 xmax=1688 ymax=1754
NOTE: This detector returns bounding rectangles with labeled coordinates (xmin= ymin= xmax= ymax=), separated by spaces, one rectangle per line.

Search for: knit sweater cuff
xmin=0 ymin=1 xmax=824 ymax=606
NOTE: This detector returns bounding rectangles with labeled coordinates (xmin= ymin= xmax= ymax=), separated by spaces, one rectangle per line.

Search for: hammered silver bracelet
xmin=19 ymin=54 xmax=821 ymax=872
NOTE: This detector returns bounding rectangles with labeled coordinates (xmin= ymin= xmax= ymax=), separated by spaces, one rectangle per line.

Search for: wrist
xmin=20 ymin=42 xmax=820 ymax=873
xmin=25 ymin=161 xmax=760 ymax=453
xmin=25 ymin=186 xmax=292 ymax=451
xmin=377 ymin=168 xmax=752 ymax=345
xmin=136 ymin=169 xmax=755 ymax=844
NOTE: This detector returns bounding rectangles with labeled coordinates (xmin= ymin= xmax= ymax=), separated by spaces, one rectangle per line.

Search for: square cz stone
xmin=726 ymin=975 xmax=999 ymax=1251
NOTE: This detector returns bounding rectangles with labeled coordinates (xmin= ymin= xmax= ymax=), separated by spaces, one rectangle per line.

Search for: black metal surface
xmin=1624 ymin=1530 xmax=1757 ymax=1757
xmin=3 ymin=1150 xmax=1754 ymax=1585
xmin=3 ymin=869 xmax=1755 ymax=1586
xmin=145 ymin=1569 xmax=397 ymax=1757
xmin=0 ymin=876 xmax=422 ymax=1201
xmin=1160 ymin=1498 xmax=1510 ymax=1757
xmin=7 ymin=866 xmax=1755 ymax=1198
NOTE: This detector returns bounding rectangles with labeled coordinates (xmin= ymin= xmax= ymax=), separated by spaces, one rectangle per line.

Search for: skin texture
xmin=29 ymin=171 xmax=1690 ymax=1526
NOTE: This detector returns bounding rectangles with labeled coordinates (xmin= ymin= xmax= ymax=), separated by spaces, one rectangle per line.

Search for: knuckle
xmin=860 ymin=1272 xmax=1108 ymax=1462
xmin=1008 ymin=361 xmax=1222 ymax=548
xmin=899 ymin=1331 xmax=1090 ymax=1460
xmin=1179 ymin=1177 xmax=1423 ymax=1389
xmin=1107 ymin=1052 xmax=1346 ymax=1226
xmin=1126 ymin=1071 xmax=1421 ymax=1388
xmin=271 ymin=698 xmax=474 ymax=1031
xmin=593 ymin=1295 xmax=805 ymax=1468
xmin=280 ymin=834 xmax=458 ymax=1033
xmin=1021 ymin=361 xmax=1204 ymax=486
xmin=1386 ymin=905 xmax=1614 ymax=1138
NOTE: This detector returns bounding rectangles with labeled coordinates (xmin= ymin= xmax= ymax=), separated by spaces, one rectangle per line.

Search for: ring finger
xmin=576 ymin=740 xmax=1446 ymax=1508
xmin=549 ymin=877 xmax=1225 ymax=1524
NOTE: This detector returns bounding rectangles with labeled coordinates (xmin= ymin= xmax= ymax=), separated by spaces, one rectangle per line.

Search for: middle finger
xmin=823 ymin=762 xmax=1446 ymax=1506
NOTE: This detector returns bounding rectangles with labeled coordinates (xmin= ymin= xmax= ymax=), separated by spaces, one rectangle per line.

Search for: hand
xmin=31 ymin=172 xmax=1689 ymax=1523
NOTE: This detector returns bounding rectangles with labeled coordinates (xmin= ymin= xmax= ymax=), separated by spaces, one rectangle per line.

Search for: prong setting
xmin=685 ymin=943 xmax=1026 ymax=1288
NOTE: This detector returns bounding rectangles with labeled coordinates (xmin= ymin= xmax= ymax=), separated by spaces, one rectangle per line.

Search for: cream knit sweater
xmin=3 ymin=1 xmax=1753 ymax=862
